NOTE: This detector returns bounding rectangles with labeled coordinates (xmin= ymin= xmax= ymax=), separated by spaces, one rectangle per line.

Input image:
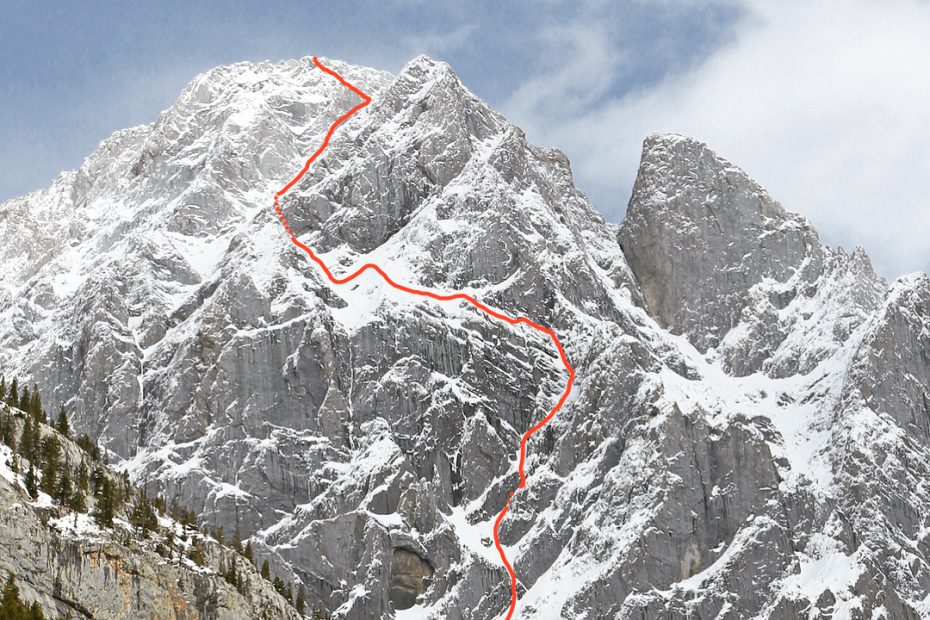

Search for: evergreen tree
xmin=24 ymin=464 xmax=38 ymax=500
xmin=77 ymin=463 xmax=89 ymax=493
xmin=260 ymin=559 xmax=270 ymax=580
xmin=39 ymin=436 xmax=61 ymax=497
xmin=1 ymin=574 xmax=22 ymax=614
xmin=6 ymin=378 xmax=18 ymax=407
xmin=188 ymin=539 xmax=206 ymax=566
xmin=54 ymin=406 xmax=69 ymax=438
xmin=130 ymin=490 xmax=158 ymax=537
xmin=224 ymin=558 xmax=239 ymax=591
xmin=1 ymin=574 xmax=46 ymax=619
xmin=231 ymin=527 xmax=242 ymax=553
xmin=0 ymin=413 xmax=14 ymax=449
xmin=75 ymin=434 xmax=98 ymax=460
xmin=28 ymin=386 xmax=41 ymax=421
xmin=17 ymin=385 xmax=29 ymax=414
xmin=28 ymin=601 xmax=45 ymax=620
xmin=0 ymin=573 xmax=13 ymax=599
xmin=0 ymin=376 xmax=6 ymax=402
xmin=243 ymin=540 xmax=254 ymax=564
xmin=117 ymin=472 xmax=131 ymax=508
xmin=272 ymin=576 xmax=286 ymax=598
xmin=70 ymin=487 xmax=87 ymax=513
xmin=17 ymin=418 xmax=34 ymax=463
xmin=178 ymin=508 xmax=198 ymax=529
xmin=90 ymin=467 xmax=105 ymax=496
xmin=296 ymin=587 xmax=306 ymax=616
xmin=93 ymin=477 xmax=115 ymax=527
xmin=56 ymin=471 xmax=72 ymax=508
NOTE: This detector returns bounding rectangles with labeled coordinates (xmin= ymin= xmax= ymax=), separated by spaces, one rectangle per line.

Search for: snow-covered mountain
xmin=2 ymin=55 xmax=929 ymax=619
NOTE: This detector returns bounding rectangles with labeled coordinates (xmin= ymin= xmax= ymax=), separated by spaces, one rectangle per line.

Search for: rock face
xmin=619 ymin=134 xmax=826 ymax=353
xmin=0 ymin=404 xmax=300 ymax=619
xmin=2 ymin=55 xmax=930 ymax=618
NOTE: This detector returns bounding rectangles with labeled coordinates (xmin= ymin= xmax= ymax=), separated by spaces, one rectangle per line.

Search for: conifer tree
xmin=113 ymin=474 xmax=127 ymax=511
xmin=29 ymin=386 xmax=41 ymax=421
xmin=296 ymin=587 xmax=306 ymax=616
xmin=56 ymin=471 xmax=72 ymax=508
xmin=130 ymin=490 xmax=158 ymax=536
xmin=39 ymin=436 xmax=61 ymax=497
xmin=75 ymin=434 xmax=94 ymax=457
xmin=224 ymin=558 xmax=238 ymax=589
xmin=6 ymin=378 xmax=18 ymax=407
xmin=1 ymin=574 xmax=21 ymax=613
xmin=29 ymin=601 xmax=45 ymax=619
xmin=77 ymin=463 xmax=89 ymax=493
xmin=188 ymin=539 xmax=205 ymax=566
xmin=0 ymin=413 xmax=13 ymax=449
xmin=70 ymin=487 xmax=87 ymax=513
xmin=54 ymin=406 xmax=69 ymax=438
xmin=0 ymin=375 xmax=6 ymax=402
xmin=260 ymin=559 xmax=270 ymax=580
xmin=1 ymin=574 xmax=47 ymax=618
xmin=18 ymin=418 xmax=34 ymax=463
xmin=17 ymin=385 xmax=29 ymax=414
xmin=243 ymin=540 xmax=254 ymax=564
xmin=25 ymin=464 xmax=38 ymax=499
xmin=94 ymin=476 xmax=115 ymax=527
xmin=90 ymin=466 xmax=104 ymax=495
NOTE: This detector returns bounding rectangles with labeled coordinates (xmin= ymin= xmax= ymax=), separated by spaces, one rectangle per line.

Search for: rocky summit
xmin=1 ymin=55 xmax=929 ymax=619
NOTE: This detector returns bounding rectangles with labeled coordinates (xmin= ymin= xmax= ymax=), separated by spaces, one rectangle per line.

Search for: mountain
xmin=1 ymin=55 xmax=929 ymax=619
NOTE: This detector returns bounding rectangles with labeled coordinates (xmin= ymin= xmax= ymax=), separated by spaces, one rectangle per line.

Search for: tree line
xmin=0 ymin=574 xmax=45 ymax=620
xmin=0 ymin=374 xmax=318 ymax=617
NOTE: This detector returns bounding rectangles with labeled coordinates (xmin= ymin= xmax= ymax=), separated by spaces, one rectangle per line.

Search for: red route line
xmin=275 ymin=56 xmax=576 ymax=619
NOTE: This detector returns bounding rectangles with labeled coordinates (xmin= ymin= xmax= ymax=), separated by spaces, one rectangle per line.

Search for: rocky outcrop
xmin=0 ymin=404 xmax=300 ymax=619
xmin=619 ymin=134 xmax=826 ymax=352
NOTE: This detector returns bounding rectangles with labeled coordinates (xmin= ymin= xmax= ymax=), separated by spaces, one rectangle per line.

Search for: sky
xmin=2 ymin=0 xmax=928 ymax=278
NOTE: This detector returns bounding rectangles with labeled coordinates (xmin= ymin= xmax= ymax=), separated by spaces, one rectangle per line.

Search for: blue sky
xmin=0 ymin=1 xmax=738 ymax=208
xmin=3 ymin=1 xmax=930 ymax=277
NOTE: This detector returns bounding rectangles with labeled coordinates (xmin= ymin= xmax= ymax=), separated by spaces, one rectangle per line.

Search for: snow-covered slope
xmin=2 ymin=56 xmax=929 ymax=619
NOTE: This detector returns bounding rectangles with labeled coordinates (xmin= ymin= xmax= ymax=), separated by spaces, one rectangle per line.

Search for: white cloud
xmin=508 ymin=0 xmax=930 ymax=278
xmin=505 ymin=19 xmax=624 ymax=123
xmin=402 ymin=23 xmax=478 ymax=58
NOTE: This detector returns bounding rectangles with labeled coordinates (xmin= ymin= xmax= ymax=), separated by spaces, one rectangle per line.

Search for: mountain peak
xmin=620 ymin=135 xmax=825 ymax=350
xmin=403 ymin=54 xmax=450 ymax=72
